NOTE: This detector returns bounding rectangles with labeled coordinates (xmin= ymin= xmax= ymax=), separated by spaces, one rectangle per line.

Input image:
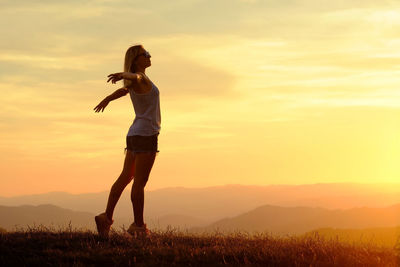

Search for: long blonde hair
xmin=123 ymin=44 xmax=143 ymax=88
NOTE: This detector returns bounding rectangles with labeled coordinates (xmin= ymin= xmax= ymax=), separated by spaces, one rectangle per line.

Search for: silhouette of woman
xmin=93 ymin=44 xmax=161 ymax=237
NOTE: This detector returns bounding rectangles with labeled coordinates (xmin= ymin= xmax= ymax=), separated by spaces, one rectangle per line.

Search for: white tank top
xmin=127 ymin=80 xmax=161 ymax=136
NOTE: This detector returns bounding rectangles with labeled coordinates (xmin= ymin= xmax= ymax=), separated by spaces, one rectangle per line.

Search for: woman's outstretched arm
xmin=107 ymin=72 xmax=142 ymax=84
xmin=93 ymin=87 xmax=128 ymax=113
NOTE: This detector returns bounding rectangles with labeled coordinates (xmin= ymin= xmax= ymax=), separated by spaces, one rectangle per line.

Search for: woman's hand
xmin=107 ymin=72 xmax=125 ymax=84
xmin=93 ymin=98 xmax=110 ymax=113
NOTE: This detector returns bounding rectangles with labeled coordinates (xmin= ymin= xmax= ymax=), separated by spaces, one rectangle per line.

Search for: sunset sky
xmin=1 ymin=0 xmax=399 ymax=196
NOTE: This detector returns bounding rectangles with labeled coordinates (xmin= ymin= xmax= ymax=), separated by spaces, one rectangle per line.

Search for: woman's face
xmin=135 ymin=47 xmax=151 ymax=69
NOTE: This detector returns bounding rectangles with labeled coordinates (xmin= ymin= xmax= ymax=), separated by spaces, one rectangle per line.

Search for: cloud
xmin=152 ymin=57 xmax=237 ymax=98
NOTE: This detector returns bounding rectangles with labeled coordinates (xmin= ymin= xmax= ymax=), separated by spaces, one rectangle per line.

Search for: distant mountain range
xmin=0 ymin=183 xmax=399 ymax=225
xmin=0 ymin=204 xmax=95 ymax=231
xmin=188 ymin=203 xmax=400 ymax=236
xmin=0 ymin=204 xmax=207 ymax=232
xmin=1 ymin=202 xmax=399 ymax=238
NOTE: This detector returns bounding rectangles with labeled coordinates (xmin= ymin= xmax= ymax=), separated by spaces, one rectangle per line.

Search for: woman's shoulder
xmin=129 ymin=72 xmax=153 ymax=94
xmin=134 ymin=72 xmax=151 ymax=83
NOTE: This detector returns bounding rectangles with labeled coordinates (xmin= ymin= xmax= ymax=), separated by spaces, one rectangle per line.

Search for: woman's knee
xmin=121 ymin=163 xmax=135 ymax=179
xmin=114 ymin=173 xmax=132 ymax=189
xmin=119 ymin=170 xmax=133 ymax=181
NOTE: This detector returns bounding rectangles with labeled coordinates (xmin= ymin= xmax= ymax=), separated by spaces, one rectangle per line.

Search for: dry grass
xmin=0 ymin=225 xmax=399 ymax=266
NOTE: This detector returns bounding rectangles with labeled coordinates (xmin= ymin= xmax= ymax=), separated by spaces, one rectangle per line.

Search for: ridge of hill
xmin=2 ymin=202 xmax=400 ymax=238
xmin=0 ymin=204 xmax=95 ymax=230
xmin=190 ymin=203 xmax=400 ymax=236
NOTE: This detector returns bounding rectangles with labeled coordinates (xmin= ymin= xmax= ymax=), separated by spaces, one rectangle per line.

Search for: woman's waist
xmin=132 ymin=117 xmax=160 ymax=126
xmin=133 ymin=116 xmax=160 ymax=123
xmin=128 ymin=122 xmax=160 ymax=136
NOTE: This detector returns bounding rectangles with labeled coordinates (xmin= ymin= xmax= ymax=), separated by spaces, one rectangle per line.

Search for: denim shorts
xmin=124 ymin=133 xmax=159 ymax=154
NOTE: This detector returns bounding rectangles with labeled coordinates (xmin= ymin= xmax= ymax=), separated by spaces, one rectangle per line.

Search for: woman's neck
xmin=135 ymin=66 xmax=146 ymax=73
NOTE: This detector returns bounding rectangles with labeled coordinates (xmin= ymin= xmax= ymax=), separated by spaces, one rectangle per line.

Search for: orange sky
xmin=1 ymin=1 xmax=400 ymax=196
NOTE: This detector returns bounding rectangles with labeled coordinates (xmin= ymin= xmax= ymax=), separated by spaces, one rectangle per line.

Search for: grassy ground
xmin=0 ymin=226 xmax=399 ymax=266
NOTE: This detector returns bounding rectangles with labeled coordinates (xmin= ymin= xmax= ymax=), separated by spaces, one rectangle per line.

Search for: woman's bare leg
xmin=105 ymin=150 xmax=136 ymax=220
xmin=131 ymin=152 xmax=156 ymax=226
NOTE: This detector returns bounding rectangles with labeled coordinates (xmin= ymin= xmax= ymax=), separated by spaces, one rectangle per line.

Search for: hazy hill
xmin=190 ymin=203 xmax=400 ymax=236
xmin=144 ymin=183 xmax=400 ymax=221
xmin=0 ymin=204 xmax=95 ymax=231
xmin=147 ymin=213 xmax=207 ymax=230
xmin=2 ymin=202 xmax=400 ymax=239
xmin=0 ymin=204 xmax=205 ymax=232
xmin=0 ymin=191 xmax=108 ymax=217
xmin=1 ymin=183 xmax=399 ymax=225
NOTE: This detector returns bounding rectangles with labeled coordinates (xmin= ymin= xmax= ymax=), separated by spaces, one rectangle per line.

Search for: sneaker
xmin=127 ymin=222 xmax=150 ymax=237
xmin=95 ymin=212 xmax=113 ymax=237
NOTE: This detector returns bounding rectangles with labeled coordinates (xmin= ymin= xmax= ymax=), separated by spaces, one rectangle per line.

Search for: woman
xmin=93 ymin=44 xmax=161 ymax=238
